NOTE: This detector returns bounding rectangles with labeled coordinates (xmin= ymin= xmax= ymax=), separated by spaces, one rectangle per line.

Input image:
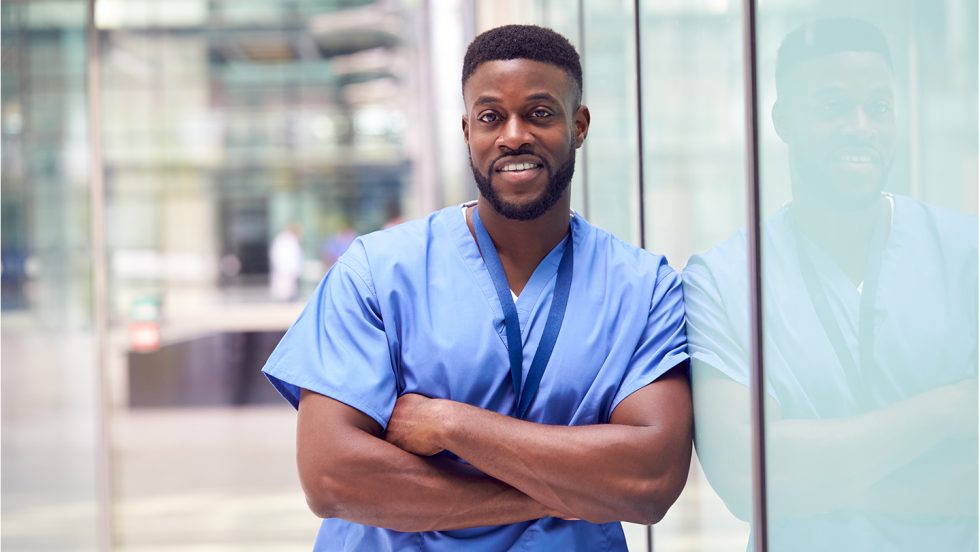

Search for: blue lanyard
xmin=471 ymin=206 xmax=574 ymax=419
xmin=791 ymin=199 xmax=890 ymax=405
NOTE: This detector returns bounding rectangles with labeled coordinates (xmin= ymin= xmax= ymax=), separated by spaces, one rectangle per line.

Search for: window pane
xmin=1 ymin=1 xmax=101 ymax=550
xmin=755 ymin=2 xmax=977 ymax=550
xmin=662 ymin=1 xmax=756 ymax=550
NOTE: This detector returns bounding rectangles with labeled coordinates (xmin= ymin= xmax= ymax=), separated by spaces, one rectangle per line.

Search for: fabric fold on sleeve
xmin=262 ymin=241 xmax=398 ymax=429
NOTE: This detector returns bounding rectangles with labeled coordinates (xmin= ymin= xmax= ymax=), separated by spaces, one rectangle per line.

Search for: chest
xmin=379 ymin=269 xmax=646 ymax=425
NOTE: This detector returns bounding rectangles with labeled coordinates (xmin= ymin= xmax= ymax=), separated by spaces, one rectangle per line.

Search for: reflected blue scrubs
xmin=263 ymin=203 xmax=688 ymax=551
xmin=683 ymin=195 xmax=978 ymax=551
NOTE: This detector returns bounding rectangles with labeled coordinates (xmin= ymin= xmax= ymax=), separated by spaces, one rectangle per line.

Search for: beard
xmin=470 ymin=143 xmax=577 ymax=221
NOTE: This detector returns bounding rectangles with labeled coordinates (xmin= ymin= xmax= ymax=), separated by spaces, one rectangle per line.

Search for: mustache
xmin=490 ymin=145 xmax=544 ymax=170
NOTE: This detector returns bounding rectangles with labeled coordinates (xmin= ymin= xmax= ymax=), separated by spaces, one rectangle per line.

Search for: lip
xmin=491 ymin=154 xmax=546 ymax=186
xmin=833 ymin=146 xmax=880 ymax=163
xmin=493 ymin=154 xmax=545 ymax=172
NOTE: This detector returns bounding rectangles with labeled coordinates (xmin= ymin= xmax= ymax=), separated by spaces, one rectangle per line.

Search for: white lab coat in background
xmin=269 ymin=229 xmax=302 ymax=301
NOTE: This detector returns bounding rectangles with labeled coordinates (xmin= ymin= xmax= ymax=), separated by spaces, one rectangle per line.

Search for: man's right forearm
xmin=297 ymin=391 xmax=558 ymax=532
xmin=302 ymin=431 xmax=556 ymax=531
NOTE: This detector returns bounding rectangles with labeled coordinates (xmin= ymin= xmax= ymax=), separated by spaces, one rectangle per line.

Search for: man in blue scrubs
xmin=263 ymin=25 xmax=693 ymax=550
xmin=684 ymin=18 xmax=977 ymax=551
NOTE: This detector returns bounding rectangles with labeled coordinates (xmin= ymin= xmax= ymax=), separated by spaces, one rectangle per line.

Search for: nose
xmin=844 ymin=107 xmax=876 ymax=139
xmin=496 ymin=115 xmax=533 ymax=151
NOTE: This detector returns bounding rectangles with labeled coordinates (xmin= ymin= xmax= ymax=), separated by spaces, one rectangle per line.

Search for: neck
xmin=468 ymin=196 xmax=572 ymax=295
xmin=790 ymin=193 xmax=888 ymax=284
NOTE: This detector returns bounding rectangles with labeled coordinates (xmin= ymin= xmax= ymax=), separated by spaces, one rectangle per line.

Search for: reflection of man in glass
xmin=684 ymin=18 xmax=977 ymax=551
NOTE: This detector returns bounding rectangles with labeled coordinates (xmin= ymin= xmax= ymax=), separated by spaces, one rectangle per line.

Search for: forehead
xmin=463 ymin=59 xmax=575 ymax=107
xmin=784 ymin=51 xmax=894 ymax=98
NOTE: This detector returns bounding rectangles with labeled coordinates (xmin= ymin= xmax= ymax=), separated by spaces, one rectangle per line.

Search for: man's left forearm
xmin=438 ymin=401 xmax=685 ymax=523
xmin=386 ymin=374 xmax=693 ymax=525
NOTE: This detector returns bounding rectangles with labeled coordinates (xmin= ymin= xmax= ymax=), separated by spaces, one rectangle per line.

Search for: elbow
xmin=301 ymin=473 xmax=349 ymax=519
xmin=626 ymin=475 xmax=687 ymax=525
xmin=633 ymin=502 xmax=668 ymax=526
xmin=303 ymin=479 xmax=339 ymax=519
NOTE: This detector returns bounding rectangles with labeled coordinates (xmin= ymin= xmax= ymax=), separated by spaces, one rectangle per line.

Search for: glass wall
xmin=756 ymin=1 xmax=977 ymax=550
xmin=686 ymin=0 xmax=978 ymax=551
xmin=94 ymin=1 xmax=432 ymax=549
xmin=1 ymin=1 xmax=102 ymax=550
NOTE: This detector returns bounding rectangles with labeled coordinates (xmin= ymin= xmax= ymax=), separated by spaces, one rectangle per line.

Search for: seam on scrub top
xmin=336 ymin=257 xmax=377 ymax=297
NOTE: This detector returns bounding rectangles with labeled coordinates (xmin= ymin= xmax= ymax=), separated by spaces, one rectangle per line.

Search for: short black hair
xmin=462 ymin=24 xmax=583 ymax=104
xmin=776 ymin=18 xmax=893 ymax=99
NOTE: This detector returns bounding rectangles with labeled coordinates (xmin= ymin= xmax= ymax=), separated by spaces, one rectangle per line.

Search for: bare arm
xmin=386 ymin=366 xmax=693 ymax=525
xmin=297 ymin=389 xmax=562 ymax=532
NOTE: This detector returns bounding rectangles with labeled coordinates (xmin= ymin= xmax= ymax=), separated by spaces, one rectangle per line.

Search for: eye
xmin=869 ymin=100 xmax=892 ymax=117
xmin=529 ymin=108 xmax=553 ymax=119
xmin=477 ymin=111 xmax=501 ymax=124
xmin=817 ymin=100 xmax=846 ymax=117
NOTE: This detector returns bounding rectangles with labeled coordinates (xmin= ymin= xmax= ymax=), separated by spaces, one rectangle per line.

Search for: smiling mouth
xmin=497 ymin=162 xmax=543 ymax=173
xmin=839 ymin=154 xmax=874 ymax=164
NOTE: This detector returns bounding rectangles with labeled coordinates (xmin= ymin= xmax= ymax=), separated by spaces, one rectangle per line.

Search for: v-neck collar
xmin=780 ymin=195 xmax=897 ymax=305
xmin=448 ymin=202 xmax=574 ymax=343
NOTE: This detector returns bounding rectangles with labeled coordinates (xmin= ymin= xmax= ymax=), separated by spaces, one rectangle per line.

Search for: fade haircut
xmin=776 ymin=17 xmax=893 ymax=100
xmin=462 ymin=24 xmax=583 ymax=106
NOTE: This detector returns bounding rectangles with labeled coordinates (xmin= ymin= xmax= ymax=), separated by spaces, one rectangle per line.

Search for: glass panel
xmin=660 ymin=1 xmax=756 ymax=550
xmin=99 ymin=1 xmax=418 ymax=548
xmin=579 ymin=1 xmax=639 ymax=241
xmin=753 ymin=2 xmax=978 ymax=550
xmin=1 ymin=1 xmax=101 ymax=550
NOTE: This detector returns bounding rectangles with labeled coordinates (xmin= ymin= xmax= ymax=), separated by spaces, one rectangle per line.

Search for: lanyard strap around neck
xmin=471 ymin=206 xmax=574 ymax=419
xmin=791 ymin=198 xmax=891 ymax=399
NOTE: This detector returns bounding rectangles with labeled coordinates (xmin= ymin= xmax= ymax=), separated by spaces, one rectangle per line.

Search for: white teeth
xmin=500 ymin=162 xmax=539 ymax=172
xmin=841 ymin=155 xmax=872 ymax=163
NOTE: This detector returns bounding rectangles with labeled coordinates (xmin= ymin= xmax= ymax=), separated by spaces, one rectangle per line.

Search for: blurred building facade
xmin=2 ymin=0 xmax=976 ymax=551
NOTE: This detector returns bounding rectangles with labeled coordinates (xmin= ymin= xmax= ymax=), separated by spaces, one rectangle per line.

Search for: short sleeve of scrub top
xmin=262 ymin=240 xmax=397 ymax=429
xmin=610 ymin=261 xmax=690 ymax=414
xmin=682 ymin=245 xmax=750 ymax=388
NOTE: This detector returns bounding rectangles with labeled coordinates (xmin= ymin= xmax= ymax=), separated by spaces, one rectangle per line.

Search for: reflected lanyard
xmin=791 ymin=196 xmax=891 ymax=398
xmin=471 ymin=206 xmax=574 ymax=419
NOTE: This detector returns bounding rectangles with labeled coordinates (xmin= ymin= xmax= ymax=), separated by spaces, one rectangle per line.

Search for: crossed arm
xmin=296 ymin=365 xmax=692 ymax=531
xmin=693 ymin=372 xmax=977 ymax=520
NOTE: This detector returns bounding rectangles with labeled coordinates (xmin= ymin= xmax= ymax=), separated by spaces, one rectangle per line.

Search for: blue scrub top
xmin=263 ymin=203 xmax=689 ymax=551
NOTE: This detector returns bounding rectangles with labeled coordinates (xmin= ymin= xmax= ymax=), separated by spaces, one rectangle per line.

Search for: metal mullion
xmin=86 ymin=1 xmax=113 ymax=550
xmin=740 ymin=1 xmax=768 ymax=551
xmin=577 ymin=0 xmax=589 ymax=219
xmin=631 ymin=2 xmax=652 ymax=549
xmin=632 ymin=0 xmax=646 ymax=252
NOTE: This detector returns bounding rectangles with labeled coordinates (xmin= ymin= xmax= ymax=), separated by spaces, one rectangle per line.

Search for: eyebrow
xmin=472 ymin=92 xmax=562 ymax=107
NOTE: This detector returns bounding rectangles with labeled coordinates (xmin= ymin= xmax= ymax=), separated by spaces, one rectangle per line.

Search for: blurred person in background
xmin=382 ymin=199 xmax=406 ymax=229
xmin=262 ymin=24 xmax=693 ymax=551
xmin=269 ymin=222 xmax=303 ymax=301
xmin=320 ymin=221 xmax=357 ymax=270
xmin=684 ymin=18 xmax=978 ymax=551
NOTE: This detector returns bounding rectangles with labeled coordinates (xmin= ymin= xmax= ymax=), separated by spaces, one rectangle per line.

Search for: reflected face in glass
xmin=462 ymin=59 xmax=588 ymax=220
xmin=774 ymin=51 xmax=896 ymax=210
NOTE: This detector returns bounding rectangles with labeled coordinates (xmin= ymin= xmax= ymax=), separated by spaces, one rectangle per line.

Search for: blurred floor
xmin=109 ymin=405 xmax=746 ymax=551
xmin=3 ymin=317 xmax=747 ymax=551
xmin=111 ymin=405 xmax=317 ymax=552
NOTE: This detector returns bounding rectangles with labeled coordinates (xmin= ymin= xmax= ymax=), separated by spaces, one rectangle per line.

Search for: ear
xmin=461 ymin=114 xmax=470 ymax=145
xmin=772 ymin=100 xmax=789 ymax=145
xmin=573 ymin=105 xmax=591 ymax=148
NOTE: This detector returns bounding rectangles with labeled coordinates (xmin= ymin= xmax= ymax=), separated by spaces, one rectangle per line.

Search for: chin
xmin=824 ymin=180 xmax=886 ymax=211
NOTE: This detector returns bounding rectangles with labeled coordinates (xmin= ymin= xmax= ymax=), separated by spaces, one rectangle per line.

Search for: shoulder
xmin=574 ymin=219 xmax=685 ymax=319
xmin=339 ymin=207 xmax=457 ymax=275
xmin=897 ymin=195 xmax=977 ymax=251
xmin=682 ymin=229 xmax=748 ymax=290
xmin=578 ymin=217 xmax=673 ymax=282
